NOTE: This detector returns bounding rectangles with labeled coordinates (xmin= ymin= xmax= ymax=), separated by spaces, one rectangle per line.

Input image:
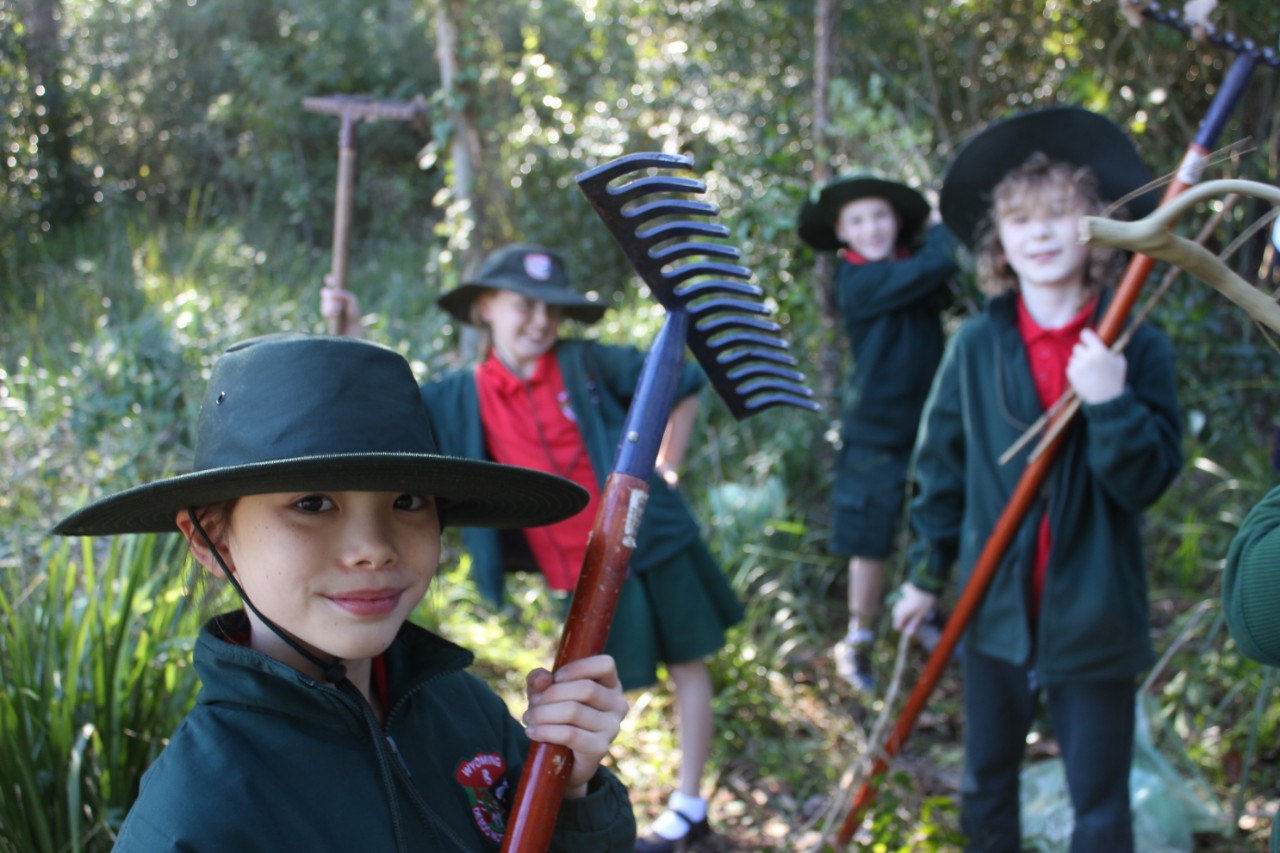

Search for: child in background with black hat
xmin=54 ymin=334 xmax=635 ymax=851
xmin=891 ymin=106 xmax=1183 ymax=852
xmin=797 ymin=174 xmax=959 ymax=693
xmin=325 ymin=243 xmax=744 ymax=852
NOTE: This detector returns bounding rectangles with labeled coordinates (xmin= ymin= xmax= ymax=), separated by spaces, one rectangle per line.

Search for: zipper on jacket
xmin=386 ymin=734 xmax=411 ymax=778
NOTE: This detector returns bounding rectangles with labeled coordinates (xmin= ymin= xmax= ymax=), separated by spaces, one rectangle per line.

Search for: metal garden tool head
xmin=576 ymin=151 xmax=819 ymax=420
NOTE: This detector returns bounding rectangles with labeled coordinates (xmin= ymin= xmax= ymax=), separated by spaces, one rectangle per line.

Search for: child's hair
xmin=972 ymin=152 xmax=1126 ymax=296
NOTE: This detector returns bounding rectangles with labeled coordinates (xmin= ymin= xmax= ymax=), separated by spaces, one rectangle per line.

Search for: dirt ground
xmin=625 ymin=632 xmax=1273 ymax=852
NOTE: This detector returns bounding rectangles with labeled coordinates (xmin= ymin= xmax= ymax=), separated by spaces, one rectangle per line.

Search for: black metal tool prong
xmin=650 ymin=241 xmax=741 ymax=265
xmin=627 ymin=198 xmax=721 ymax=227
xmin=576 ymin=151 xmax=821 ymax=419
xmin=673 ymin=279 xmax=764 ymax=300
xmin=637 ymin=220 xmax=730 ymax=245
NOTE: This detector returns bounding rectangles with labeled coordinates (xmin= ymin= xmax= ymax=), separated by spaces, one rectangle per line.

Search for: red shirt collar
xmin=475 ymin=348 xmax=556 ymax=394
xmin=840 ymin=246 xmax=911 ymax=265
xmin=1015 ymin=294 xmax=1097 ymax=343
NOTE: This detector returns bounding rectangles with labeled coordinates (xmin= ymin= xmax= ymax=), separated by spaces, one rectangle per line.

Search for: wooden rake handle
xmin=501 ymin=314 xmax=690 ymax=852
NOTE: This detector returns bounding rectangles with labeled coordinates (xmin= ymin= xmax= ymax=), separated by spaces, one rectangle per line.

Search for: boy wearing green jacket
xmin=891 ymin=106 xmax=1183 ymax=852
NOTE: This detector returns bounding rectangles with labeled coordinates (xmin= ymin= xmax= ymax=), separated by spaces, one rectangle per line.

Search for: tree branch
xmin=1080 ymin=179 xmax=1280 ymax=335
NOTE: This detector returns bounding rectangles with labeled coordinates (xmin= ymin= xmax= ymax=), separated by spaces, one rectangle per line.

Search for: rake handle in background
xmin=500 ymin=313 xmax=691 ymax=852
xmin=835 ymin=45 xmax=1263 ymax=846
xmin=302 ymin=94 xmax=425 ymax=334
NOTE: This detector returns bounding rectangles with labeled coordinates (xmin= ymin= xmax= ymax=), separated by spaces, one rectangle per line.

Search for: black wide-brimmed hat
xmin=940 ymin=105 xmax=1159 ymax=249
xmin=437 ymin=243 xmax=607 ymax=325
xmin=53 ymin=334 xmax=588 ymax=536
xmin=797 ymin=174 xmax=931 ymax=252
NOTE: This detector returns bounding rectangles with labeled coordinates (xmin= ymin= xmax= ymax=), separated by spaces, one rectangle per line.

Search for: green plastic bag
xmin=1021 ymin=692 xmax=1231 ymax=852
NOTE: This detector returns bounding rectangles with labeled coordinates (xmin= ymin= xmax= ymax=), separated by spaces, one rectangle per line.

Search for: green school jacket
xmin=421 ymin=338 xmax=707 ymax=604
xmin=112 ymin=612 xmax=635 ymax=852
xmin=907 ymin=291 xmax=1183 ymax=685
xmin=835 ymin=223 xmax=958 ymax=451
xmin=1223 ymin=484 xmax=1280 ymax=853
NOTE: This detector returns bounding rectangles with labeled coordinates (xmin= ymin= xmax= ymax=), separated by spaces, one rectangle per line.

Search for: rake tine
xmin=734 ymin=372 xmax=815 ymax=395
xmin=661 ymin=260 xmax=754 ymax=288
xmin=686 ymin=297 xmax=772 ymax=319
xmin=700 ymin=330 xmax=790 ymax=353
xmin=714 ymin=347 xmax=799 ymax=368
xmin=577 ymin=151 xmax=697 ymax=187
xmin=738 ymin=391 xmax=820 ymax=414
xmin=609 ymin=175 xmax=706 ymax=205
xmin=637 ymin=220 xmax=731 ymax=244
xmin=673 ymin=279 xmax=764 ymax=300
xmin=725 ymin=362 xmax=808 ymax=384
xmin=627 ymin=198 xmax=721 ymax=226
xmin=695 ymin=313 xmax=780 ymax=335
xmin=650 ymin=240 xmax=741 ymax=264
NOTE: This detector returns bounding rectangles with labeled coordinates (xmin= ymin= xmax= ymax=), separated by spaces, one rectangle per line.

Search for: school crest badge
xmin=455 ymin=752 xmax=510 ymax=842
xmin=524 ymin=252 xmax=553 ymax=281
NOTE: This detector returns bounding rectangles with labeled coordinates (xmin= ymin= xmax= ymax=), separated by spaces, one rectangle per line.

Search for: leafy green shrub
xmin=0 ymin=534 xmax=215 ymax=853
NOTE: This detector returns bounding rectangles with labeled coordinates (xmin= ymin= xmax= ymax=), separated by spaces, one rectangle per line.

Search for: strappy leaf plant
xmin=0 ymin=533 xmax=213 ymax=853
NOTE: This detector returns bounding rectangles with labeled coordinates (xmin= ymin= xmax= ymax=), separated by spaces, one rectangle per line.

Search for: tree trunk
xmin=435 ymin=0 xmax=485 ymax=360
xmin=812 ymin=0 xmax=840 ymax=459
xmin=21 ymin=0 xmax=82 ymax=226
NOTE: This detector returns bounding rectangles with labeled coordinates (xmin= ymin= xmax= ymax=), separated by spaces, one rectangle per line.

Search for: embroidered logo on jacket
xmin=455 ymin=752 xmax=510 ymax=842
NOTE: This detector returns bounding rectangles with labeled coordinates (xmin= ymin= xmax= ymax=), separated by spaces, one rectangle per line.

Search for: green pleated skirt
xmin=596 ymin=538 xmax=745 ymax=691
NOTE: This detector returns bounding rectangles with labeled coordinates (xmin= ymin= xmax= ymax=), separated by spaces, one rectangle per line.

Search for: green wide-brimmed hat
xmin=53 ymin=334 xmax=588 ymax=536
xmin=437 ymin=243 xmax=607 ymax=325
xmin=940 ymin=105 xmax=1158 ymax=249
xmin=796 ymin=174 xmax=931 ymax=252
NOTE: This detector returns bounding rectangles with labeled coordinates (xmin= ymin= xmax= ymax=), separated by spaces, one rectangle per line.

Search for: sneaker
xmin=634 ymin=808 xmax=711 ymax=852
xmin=834 ymin=636 xmax=875 ymax=693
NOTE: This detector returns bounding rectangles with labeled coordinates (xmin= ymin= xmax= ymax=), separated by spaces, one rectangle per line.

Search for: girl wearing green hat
xmin=797 ymin=173 xmax=959 ymax=693
xmin=325 ymin=244 xmax=744 ymax=852
xmin=55 ymin=333 xmax=635 ymax=851
xmin=891 ymin=106 xmax=1181 ymax=852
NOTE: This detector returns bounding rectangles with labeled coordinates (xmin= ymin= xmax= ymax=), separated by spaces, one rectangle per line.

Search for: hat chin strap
xmin=186 ymin=508 xmax=348 ymax=684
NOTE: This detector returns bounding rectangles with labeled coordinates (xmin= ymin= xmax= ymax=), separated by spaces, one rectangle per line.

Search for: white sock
xmin=668 ymin=791 xmax=707 ymax=822
xmin=650 ymin=792 xmax=707 ymax=839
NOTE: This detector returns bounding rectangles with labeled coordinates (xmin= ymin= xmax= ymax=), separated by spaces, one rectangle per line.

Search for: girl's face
xmin=833 ymin=197 xmax=901 ymax=261
xmin=476 ymin=289 xmax=563 ymax=374
xmin=194 ymin=490 xmax=441 ymax=673
xmin=996 ymin=189 xmax=1091 ymax=292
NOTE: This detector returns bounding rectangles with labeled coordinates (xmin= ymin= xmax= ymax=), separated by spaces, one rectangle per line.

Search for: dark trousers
xmin=960 ymin=647 xmax=1135 ymax=853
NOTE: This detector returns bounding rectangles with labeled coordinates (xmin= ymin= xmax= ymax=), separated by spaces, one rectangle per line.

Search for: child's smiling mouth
xmin=326 ymin=589 xmax=404 ymax=616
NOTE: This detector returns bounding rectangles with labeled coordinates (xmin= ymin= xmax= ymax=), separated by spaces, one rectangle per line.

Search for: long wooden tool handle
xmin=499 ymin=471 xmax=647 ymax=847
xmin=501 ymin=312 xmax=690 ymax=852
xmin=327 ymin=114 xmax=358 ymax=335
xmin=835 ymin=50 xmax=1260 ymax=847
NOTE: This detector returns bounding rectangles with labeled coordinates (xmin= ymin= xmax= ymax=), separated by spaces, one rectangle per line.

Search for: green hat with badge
xmin=437 ymin=243 xmax=607 ymax=325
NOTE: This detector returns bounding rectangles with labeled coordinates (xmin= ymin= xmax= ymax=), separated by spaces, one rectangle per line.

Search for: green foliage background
xmin=2 ymin=0 xmax=1280 ymax=849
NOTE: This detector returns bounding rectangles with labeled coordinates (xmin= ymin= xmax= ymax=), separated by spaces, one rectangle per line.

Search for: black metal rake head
xmin=576 ymin=152 xmax=820 ymax=420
